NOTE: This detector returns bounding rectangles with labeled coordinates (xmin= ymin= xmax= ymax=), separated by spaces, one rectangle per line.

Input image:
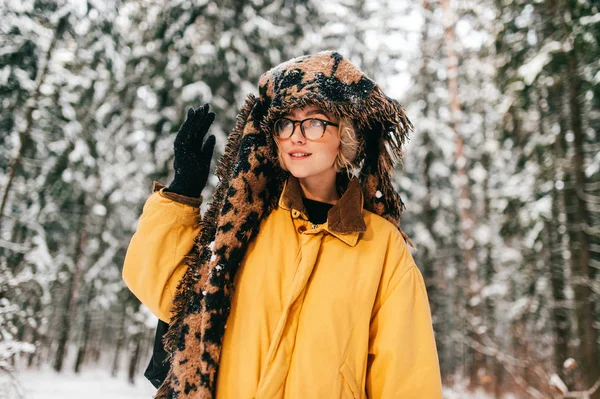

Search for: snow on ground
xmin=443 ymin=380 xmax=518 ymax=399
xmin=444 ymin=386 xmax=503 ymax=399
xmin=2 ymin=367 xmax=156 ymax=399
xmin=2 ymin=367 xmax=506 ymax=399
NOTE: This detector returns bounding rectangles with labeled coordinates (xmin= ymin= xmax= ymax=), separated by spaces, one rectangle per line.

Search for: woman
xmin=123 ymin=51 xmax=442 ymax=399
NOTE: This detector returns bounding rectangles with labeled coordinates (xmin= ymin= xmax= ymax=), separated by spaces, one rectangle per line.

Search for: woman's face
xmin=276 ymin=105 xmax=340 ymax=184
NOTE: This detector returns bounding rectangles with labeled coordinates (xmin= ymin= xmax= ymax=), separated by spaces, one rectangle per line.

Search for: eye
xmin=280 ymin=119 xmax=294 ymax=128
xmin=275 ymin=119 xmax=293 ymax=135
xmin=308 ymin=119 xmax=325 ymax=128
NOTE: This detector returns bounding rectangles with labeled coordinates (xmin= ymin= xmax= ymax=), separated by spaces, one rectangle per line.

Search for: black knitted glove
xmin=167 ymin=104 xmax=216 ymax=198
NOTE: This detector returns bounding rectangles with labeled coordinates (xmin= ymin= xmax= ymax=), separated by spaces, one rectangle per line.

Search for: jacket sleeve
xmin=122 ymin=183 xmax=202 ymax=322
xmin=366 ymin=235 xmax=443 ymax=399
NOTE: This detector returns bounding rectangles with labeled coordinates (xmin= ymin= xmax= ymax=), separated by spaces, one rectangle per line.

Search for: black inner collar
xmin=302 ymin=197 xmax=334 ymax=225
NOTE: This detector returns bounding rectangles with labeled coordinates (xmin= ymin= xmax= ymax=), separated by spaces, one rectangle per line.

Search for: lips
xmin=288 ymin=152 xmax=312 ymax=158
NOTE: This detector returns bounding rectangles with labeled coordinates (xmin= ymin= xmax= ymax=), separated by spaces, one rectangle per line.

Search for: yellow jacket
xmin=123 ymin=178 xmax=442 ymax=399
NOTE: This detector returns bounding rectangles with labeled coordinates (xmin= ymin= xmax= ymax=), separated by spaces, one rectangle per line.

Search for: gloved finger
xmin=192 ymin=104 xmax=209 ymax=123
xmin=181 ymin=105 xmax=204 ymax=136
xmin=177 ymin=107 xmax=201 ymax=146
xmin=177 ymin=108 xmax=196 ymax=136
xmin=198 ymin=134 xmax=216 ymax=169
xmin=198 ymin=111 xmax=216 ymax=140
xmin=192 ymin=112 xmax=215 ymax=152
xmin=187 ymin=105 xmax=211 ymax=144
xmin=194 ymin=103 xmax=209 ymax=114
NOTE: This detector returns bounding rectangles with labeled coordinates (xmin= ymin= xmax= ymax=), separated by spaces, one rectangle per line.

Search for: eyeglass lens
xmin=275 ymin=119 xmax=327 ymax=140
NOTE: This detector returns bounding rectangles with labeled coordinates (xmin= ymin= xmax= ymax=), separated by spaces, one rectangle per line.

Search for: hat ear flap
xmin=362 ymin=172 xmax=400 ymax=224
xmin=359 ymin=118 xmax=412 ymax=246
xmin=362 ymin=170 xmax=413 ymax=247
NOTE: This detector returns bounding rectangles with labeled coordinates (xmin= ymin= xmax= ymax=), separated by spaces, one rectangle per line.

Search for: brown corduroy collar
xmin=278 ymin=176 xmax=367 ymax=241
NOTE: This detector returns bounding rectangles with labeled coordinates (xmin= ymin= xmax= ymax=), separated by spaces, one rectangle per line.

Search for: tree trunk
xmin=26 ymin=294 xmax=43 ymax=368
xmin=420 ymin=0 xmax=448 ymax=380
xmin=564 ymin=67 xmax=599 ymax=398
xmin=481 ymin=142 xmax=501 ymax=397
xmin=547 ymin=191 xmax=571 ymax=379
xmin=542 ymin=1 xmax=600 ymax=393
xmin=74 ymin=310 xmax=91 ymax=373
xmin=542 ymin=88 xmax=572 ymax=389
xmin=53 ymin=272 xmax=75 ymax=372
xmin=128 ymin=332 xmax=142 ymax=385
xmin=74 ymin=286 xmax=95 ymax=373
xmin=111 ymin=304 xmax=127 ymax=377
xmin=53 ymin=194 xmax=87 ymax=372
xmin=555 ymin=15 xmax=599 ymax=395
xmin=89 ymin=319 xmax=102 ymax=364
xmin=440 ymin=0 xmax=483 ymax=389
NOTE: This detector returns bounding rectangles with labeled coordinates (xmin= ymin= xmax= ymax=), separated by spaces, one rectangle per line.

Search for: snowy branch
xmin=0 ymin=239 xmax=30 ymax=253
xmin=563 ymin=377 xmax=600 ymax=398
xmin=0 ymin=366 xmax=26 ymax=399
xmin=578 ymin=189 xmax=600 ymax=205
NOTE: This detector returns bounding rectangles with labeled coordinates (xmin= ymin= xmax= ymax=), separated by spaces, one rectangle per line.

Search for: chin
xmin=286 ymin=167 xmax=311 ymax=179
xmin=286 ymin=166 xmax=336 ymax=182
xmin=282 ymin=158 xmax=337 ymax=182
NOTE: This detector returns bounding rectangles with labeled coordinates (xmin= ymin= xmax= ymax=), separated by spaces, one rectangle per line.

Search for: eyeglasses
xmin=273 ymin=118 xmax=339 ymax=140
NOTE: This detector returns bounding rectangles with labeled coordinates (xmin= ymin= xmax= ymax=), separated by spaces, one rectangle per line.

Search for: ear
xmin=336 ymin=119 xmax=360 ymax=172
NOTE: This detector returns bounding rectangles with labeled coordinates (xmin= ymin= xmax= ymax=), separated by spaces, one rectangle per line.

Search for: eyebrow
xmin=305 ymin=109 xmax=330 ymax=118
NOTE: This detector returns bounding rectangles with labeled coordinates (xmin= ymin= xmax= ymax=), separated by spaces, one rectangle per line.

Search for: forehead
xmin=285 ymin=105 xmax=331 ymax=118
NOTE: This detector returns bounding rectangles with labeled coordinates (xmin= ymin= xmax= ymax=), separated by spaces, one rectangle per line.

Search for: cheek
xmin=276 ymin=148 xmax=289 ymax=170
xmin=325 ymin=139 xmax=341 ymax=160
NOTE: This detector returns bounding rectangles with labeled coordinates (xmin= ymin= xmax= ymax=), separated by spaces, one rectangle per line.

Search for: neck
xmin=298 ymin=174 xmax=339 ymax=204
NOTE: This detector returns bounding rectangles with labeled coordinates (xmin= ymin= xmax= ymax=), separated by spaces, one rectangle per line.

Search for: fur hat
xmin=157 ymin=51 xmax=413 ymax=399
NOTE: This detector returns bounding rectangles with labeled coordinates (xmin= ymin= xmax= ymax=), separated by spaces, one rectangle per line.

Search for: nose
xmin=290 ymin=123 xmax=306 ymax=144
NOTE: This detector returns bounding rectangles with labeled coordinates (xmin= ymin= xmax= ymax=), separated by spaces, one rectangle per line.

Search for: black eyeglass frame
xmin=273 ymin=117 xmax=339 ymax=140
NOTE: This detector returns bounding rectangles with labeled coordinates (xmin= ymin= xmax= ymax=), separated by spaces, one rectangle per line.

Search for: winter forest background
xmin=1 ymin=0 xmax=599 ymax=398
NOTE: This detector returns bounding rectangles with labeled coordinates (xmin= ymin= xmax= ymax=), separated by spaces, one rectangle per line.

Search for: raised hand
xmin=167 ymin=104 xmax=217 ymax=198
